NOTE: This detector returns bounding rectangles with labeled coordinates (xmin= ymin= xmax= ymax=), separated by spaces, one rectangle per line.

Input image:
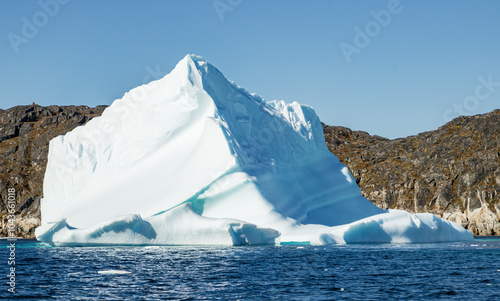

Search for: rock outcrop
xmin=0 ymin=105 xmax=107 ymax=237
xmin=0 ymin=104 xmax=498 ymax=238
xmin=323 ymin=110 xmax=500 ymax=236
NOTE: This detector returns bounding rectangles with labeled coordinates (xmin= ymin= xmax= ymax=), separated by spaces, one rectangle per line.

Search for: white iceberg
xmin=36 ymin=54 xmax=473 ymax=246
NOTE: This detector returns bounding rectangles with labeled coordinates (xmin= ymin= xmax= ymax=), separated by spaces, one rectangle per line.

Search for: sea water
xmin=1 ymin=238 xmax=499 ymax=300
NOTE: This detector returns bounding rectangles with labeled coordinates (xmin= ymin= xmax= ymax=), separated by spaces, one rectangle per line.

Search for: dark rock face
xmin=0 ymin=104 xmax=498 ymax=238
xmin=323 ymin=110 xmax=500 ymax=236
xmin=0 ymin=104 xmax=107 ymax=238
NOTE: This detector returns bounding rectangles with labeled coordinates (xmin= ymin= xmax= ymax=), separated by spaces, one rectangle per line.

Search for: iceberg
xmin=36 ymin=54 xmax=473 ymax=246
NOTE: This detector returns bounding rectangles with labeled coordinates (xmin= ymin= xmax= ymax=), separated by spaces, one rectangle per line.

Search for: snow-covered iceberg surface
xmin=36 ymin=55 xmax=473 ymax=246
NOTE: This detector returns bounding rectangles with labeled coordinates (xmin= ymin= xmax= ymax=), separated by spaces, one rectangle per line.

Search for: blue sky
xmin=1 ymin=0 xmax=499 ymax=139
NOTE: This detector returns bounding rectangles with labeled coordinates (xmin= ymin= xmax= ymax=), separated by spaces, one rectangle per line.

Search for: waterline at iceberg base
xmin=35 ymin=55 xmax=473 ymax=246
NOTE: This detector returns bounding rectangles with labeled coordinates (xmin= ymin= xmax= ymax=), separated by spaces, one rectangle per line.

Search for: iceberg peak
xmin=166 ymin=53 xmax=206 ymax=89
xmin=185 ymin=53 xmax=207 ymax=64
xmin=163 ymin=54 xmax=235 ymax=102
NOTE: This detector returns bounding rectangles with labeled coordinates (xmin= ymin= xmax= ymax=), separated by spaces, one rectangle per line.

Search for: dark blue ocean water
xmin=1 ymin=238 xmax=499 ymax=300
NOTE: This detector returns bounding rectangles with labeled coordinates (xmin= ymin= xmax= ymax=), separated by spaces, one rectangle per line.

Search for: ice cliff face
xmin=35 ymin=55 xmax=473 ymax=246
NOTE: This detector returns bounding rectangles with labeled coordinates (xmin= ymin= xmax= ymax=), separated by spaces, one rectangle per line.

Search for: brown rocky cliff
xmin=323 ymin=109 xmax=500 ymax=236
xmin=0 ymin=105 xmax=498 ymax=238
xmin=0 ymin=104 xmax=107 ymax=237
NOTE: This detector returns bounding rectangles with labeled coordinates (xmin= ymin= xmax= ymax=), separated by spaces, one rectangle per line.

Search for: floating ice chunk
xmin=98 ymin=270 xmax=131 ymax=275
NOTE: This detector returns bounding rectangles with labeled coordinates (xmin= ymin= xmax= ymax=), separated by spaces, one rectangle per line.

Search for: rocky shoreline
xmin=0 ymin=104 xmax=498 ymax=238
xmin=323 ymin=110 xmax=500 ymax=236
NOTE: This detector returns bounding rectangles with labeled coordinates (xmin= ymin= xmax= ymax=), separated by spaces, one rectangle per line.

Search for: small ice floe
xmin=98 ymin=270 xmax=131 ymax=275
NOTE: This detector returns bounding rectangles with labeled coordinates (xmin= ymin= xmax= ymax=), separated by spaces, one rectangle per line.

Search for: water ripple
xmin=0 ymin=239 xmax=498 ymax=300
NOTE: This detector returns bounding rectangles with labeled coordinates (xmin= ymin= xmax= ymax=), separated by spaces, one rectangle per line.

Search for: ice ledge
xmin=36 ymin=205 xmax=473 ymax=247
xmin=36 ymin=203 xmax=281 ymax=247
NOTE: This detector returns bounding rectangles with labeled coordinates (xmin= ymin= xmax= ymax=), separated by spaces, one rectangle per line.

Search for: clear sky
xmin=1 ymin=0 xmax=499 ymax=139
